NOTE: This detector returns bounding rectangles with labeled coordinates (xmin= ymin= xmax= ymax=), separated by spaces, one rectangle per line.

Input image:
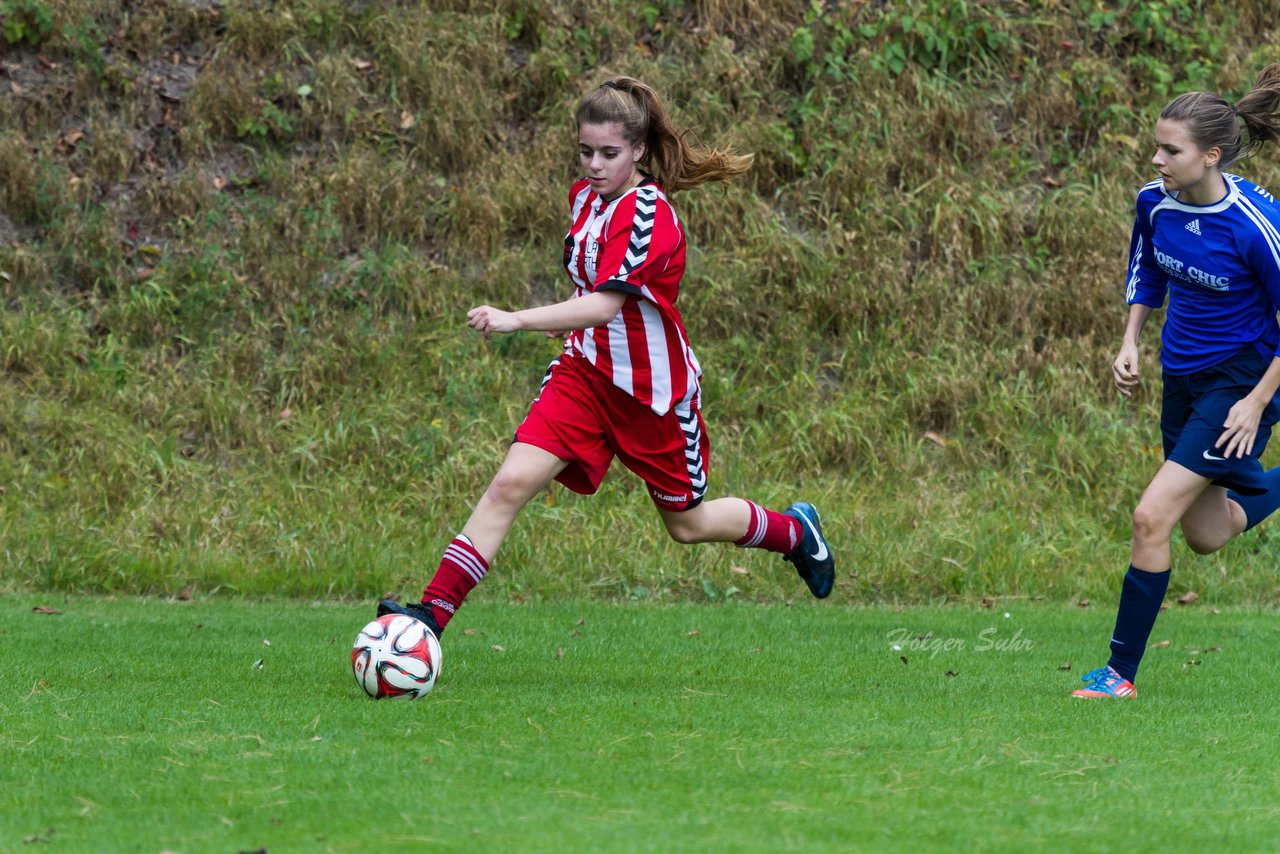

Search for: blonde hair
xmin=575 ymin=76 xmax=753 ymax=193
xmin=1161 ymin=63 xmax=1280 ymax=167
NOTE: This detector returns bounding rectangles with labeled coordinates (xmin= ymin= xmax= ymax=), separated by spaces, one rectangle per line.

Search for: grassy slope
xmin=2 ymin=0 xmax=1280 ymax=602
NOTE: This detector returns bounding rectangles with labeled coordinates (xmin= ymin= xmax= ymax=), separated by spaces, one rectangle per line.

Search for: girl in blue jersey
xmin=1074 ymin=64 xmax=1280 ymax=699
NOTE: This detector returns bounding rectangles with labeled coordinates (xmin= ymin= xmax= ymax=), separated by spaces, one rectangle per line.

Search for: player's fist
xmin=467 ymin=305 xmax=522 ymax=334
xmin=1112 ymin=343 xmax=1141 ymax=397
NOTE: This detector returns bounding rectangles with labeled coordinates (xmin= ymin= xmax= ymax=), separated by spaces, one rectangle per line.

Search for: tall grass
xmin=2 ymin=0 xmax=1279 ymax=602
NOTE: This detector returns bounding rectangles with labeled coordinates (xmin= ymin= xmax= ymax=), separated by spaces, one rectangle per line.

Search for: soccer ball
xmin=351 ymin=614 xmax=442 ymax=700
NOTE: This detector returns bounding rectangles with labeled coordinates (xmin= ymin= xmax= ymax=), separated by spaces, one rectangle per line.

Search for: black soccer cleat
xmin=377 ymin=598 xmax=444 ymax=641
xmin=782 ymin=501 xmax=835 ymax=599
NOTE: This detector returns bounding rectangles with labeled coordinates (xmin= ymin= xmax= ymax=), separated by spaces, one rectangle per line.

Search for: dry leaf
xmin=730 ymin=566 xmax=749 ymax=575
xmin=686 ymin=630 xmax=699 ymax=636
xmin=555 ymin=647 xmax=564 ymax=660
xmin=212 ymin=175 xmax=228 ymax=190
xmin=1151 ymin=640 xmax=1171 ymax=648
xmin=980 ymin=597 xmax=994 ymax=608
xmin=1077 ymin=599 xmax=1090 ymax=607
xmin=462 ymin=628 xmax=478 ymax=635
xmin=1206 ymin=646 xmax=1222 ymax=653
xmin=1058 ymin=661 xmax=1072 ymax=670
xmin=32 ymin=605 xmax=62 ymax=615
xmin=1177 ymin=591 xmax=1199 ymax=605
xmin=491 ymin=645 xmax=505 ymax=652
xmin=399 ymin=110 xmax=416 ymax=130
xmin=923 ymin=431 xmax=947 ymax=447
xmin=351 ymin=58 xmax=373 ymax=70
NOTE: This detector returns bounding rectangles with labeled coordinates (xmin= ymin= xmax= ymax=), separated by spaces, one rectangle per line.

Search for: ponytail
xmin=1160 ymin=62 xmax=1280 ymax=167
xmin=1234 ymin=63 xmax=1280 ymax=162
xmin=575 ymin=76 xmax=752 ymax=193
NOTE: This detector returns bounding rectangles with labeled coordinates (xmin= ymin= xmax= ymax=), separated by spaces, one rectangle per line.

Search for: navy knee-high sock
xmin=1227 ymin=466 xmax=1280 ymax=531
xmin=1106 ymin=565 xmax=1171 ymax=684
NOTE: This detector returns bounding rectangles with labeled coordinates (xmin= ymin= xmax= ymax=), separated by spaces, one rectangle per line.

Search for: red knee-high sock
xmin=422 ymin=535 xmax=489 ymax=630
xmin=734 ymin=501 xmax=801 ymax=555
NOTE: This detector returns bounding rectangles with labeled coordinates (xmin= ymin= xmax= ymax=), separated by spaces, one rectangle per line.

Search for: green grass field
xmin=4 ymin=595 xmax=1276 ymax=852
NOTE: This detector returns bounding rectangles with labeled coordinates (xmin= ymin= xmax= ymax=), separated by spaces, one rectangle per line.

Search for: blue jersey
xmin=1125 ymin=173 xmax=1280 ymax=375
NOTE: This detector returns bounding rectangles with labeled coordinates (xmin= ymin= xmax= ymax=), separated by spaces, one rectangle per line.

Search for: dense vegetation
xmin=2 ymin=0 xmax=1279 ymax=603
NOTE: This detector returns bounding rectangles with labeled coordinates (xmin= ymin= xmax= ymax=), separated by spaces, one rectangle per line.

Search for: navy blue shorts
xmin=1161 ymin=346 xmax=1280 ymax=496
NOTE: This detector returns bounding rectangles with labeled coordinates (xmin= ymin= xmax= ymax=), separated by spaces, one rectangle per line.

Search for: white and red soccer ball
xmin=351 ymin=614 xmax=442 ymax=700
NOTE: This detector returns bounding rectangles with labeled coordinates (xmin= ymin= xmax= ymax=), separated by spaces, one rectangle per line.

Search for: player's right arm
xmin=1115 ymin=191 xmax=1165 ymax=397
xmin=1113 ymin=303 xmax=1153 ymax=397
xmin=466 ymin=290 xmax=627 ymax=335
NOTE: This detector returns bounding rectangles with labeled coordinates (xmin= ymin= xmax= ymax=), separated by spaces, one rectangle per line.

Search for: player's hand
xmin=543 ymin=330 xmax=568 ymax=340
xmin=1112 ymin=343 xmax=1141 ymax=397
xmin=466 ymin=305 xmax=522 ymax=335
xmin=1216 ymin=396 xmax=1267 ymax=459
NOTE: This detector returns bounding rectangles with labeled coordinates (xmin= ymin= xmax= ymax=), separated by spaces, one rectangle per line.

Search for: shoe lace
xmin=1080 ymin=667 xmax=1116 ymax=689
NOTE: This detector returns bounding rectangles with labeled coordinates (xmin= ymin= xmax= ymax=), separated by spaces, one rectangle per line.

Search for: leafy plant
xmin=0 ymin=0 xmax=53 ymax=46
xmin=859 ymin=0 xmax=1012 ymax=77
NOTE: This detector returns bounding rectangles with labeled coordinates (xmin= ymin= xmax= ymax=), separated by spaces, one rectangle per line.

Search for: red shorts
xmin=513 ymin=355 xmax=710 ymax=511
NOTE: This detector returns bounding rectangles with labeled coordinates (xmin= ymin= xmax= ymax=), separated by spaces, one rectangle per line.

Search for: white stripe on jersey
xmin=1235 ymin=194 xmax=1280 ymax=275
xmin=607 ymin=312 xmax=633 ymax=396
xmin=1126 ymin=233 xmax=1144 ymax=303
xmin=570 ymin=184 xmax=590 ymax=227
xmin=637 ymin=296 xmax=669 ymax=404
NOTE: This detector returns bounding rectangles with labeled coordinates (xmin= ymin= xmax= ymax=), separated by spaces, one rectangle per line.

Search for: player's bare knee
xmin=1131 ymin=503 xmax=1173 ymax=544
xmin=485 ymin=468 xmax=537 ymax=509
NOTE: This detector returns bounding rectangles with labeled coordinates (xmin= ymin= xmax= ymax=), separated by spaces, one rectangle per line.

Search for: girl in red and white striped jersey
xmin=378 ymin=77 xmax=835 ymax=640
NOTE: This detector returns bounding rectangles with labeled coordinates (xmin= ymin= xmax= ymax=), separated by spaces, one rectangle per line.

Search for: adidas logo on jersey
xmin=1185 ymin=218 xmax=1202 ymax=235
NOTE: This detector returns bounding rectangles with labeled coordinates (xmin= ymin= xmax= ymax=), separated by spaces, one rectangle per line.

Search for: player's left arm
xmin=1217 ymin=217 xmax=1280 ymax=457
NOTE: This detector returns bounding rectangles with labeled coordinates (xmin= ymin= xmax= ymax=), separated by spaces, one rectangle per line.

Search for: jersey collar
xmin=1154 ymin=173 xmax=1239 ymax=216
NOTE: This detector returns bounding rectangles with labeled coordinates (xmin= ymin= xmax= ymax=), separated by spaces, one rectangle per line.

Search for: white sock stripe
xmin=445 ymin=544 xmax=488 ymax=583
xmin=736 ymin=506 xmax=763 ymax=547
xmin=752 ymin=502 xmax=767 ymax=546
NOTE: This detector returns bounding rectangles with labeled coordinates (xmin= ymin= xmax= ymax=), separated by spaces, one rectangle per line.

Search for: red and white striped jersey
xmin=561 ymin=176 xmax=701 ymax=416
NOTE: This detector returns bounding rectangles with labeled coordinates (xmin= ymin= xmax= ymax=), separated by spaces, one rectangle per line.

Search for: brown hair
xmin=575 ymin=76 xmax=753 ymax=193
xmin=1160 ymin=63 xmax=1280 ymax=167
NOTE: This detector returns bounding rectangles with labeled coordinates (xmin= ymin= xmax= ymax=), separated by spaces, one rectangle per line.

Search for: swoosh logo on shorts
xmin=1203 ymin=449 xmax=1227 ymax=461
xmin=798 ymin=513 xmax=829 ymax=562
